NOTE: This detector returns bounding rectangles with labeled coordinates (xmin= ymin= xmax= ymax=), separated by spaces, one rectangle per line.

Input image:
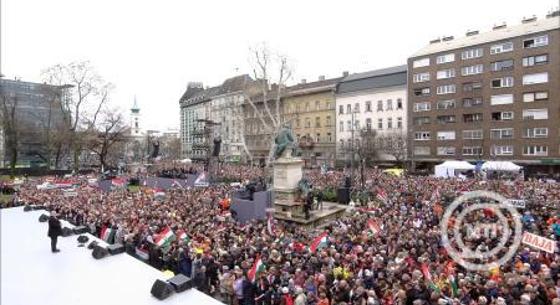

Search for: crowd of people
xmin=13 ymin=165 xmax=560 ymax=305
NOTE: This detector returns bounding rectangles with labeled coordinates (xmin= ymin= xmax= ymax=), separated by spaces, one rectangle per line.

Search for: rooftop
xmin=336 ymin=65 xmax=407 ymax=94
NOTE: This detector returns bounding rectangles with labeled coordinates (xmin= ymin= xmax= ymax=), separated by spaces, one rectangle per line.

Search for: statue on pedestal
xmin=273 ymin=124 xmax=295 ymax=160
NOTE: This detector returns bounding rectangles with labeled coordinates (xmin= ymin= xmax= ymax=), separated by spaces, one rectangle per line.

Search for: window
xmin=414 ymin=131 xmax=431 ymax=140
xmin=346 ymin=104 xmax=351 ymax=114
xmin=413 ymin=87 xmax=431 ymax=97
xmin=523 ymin=54 xmax=548 ymax=67
xmin=437 ymin=84 xmax=456 ymax=95
xmin=354 ymin=103 xmax=360 ymax=113
xmin=490 ymin=94 xmax=514 ymax=105
xmin=326 ymin=102 xmax=332 ymax=109
xmin=327 ymin=132 xmax=332 ymax=142
xmin=326 ymin=116 xmax=332 ymax=127
xmin=365 ymin=101 xmax=372 ymax=112
xmin=413 ymin=102 xmax=431 ymax=112
xmin=386 ymin=99 xmax=393 ymax=110
xmin=461 ymin=64 xmax=483 ymax=76
xmin=463 ymin=146 xmax=483 ymax=156
xmin=437 ymin=53 xmax=455 ymax=64
xmin=315 ymin=101 xmax=321 ymax=110
xmin=305 ymin=118 xmax=311 ymax=128
xmin=397 ymin=117 xmax=403 ymax=129
xmin=492 ymin=145 xmax=513 ymax=156
xmin=463 ymin=129 xmax=483 ymax=140
xmin=437 ymin=131 xmax=456 ymax=140
xmin=305 ymin=103 xmax=310 ymax=112
xmin=316 ymin=133 xmax=321 ymax=142
xmin=461 ymin=48 xmax=483 ymax=60
xmin=339 ymin=105 xmax=344 ymax=114
xmin=414 ymin=146 xmax=430 ymax=156
xmin=464 ymin=113 xmax=483 ymax=122
xmin=413 ymin=72 xmax=430 ymax=83
xmin=436 ymin=99 xmax=456 ymax=109
xmin=296 ymin=118 xmax=301 ymax=128
xmin=523 ymin=73 xmax=548 ymax=85
xmin=490 ymin=41 xmax=513 ymax=54
xmin=377 ymin=100 xmax=383 ymax=111
xmin=523 ymin=145 xmax=548 ymax=156
xmin=523 ymin=35 xmax=548 ymax=48
xmin=491 ymin=59 xmax=514 ymax=71
xmin=377 ymin=118 xmax=383 ymax=129
xmin=413 ymin=116 xmax=431 ymax=126
xmin=339 ymin=121 xmax=344 ymax=132
xmin=387 ymin=118 xmax=393 ymax=129
xmin=437 ymin=69 xmax=456 ymax=79
xmin=523 ymin=91 xmax=548 ymax=102
xmin=463 ymin=82 xmax=482 ymax=92
xmin=366 ymin=118 xmax=372 ymax=130
xmin=490 ymin=128 xmax=514 ymax=139
xmin=492 ymin=77 xmax=514 ymax=88
xmin=354 ymin=120 xmax=360 ymax=129
xmin=413 ymin=58 xmax=430 ymax=68
xmin=523 ymin=128 xmax=548 ymax=138
xmin=437 ymin=115 xmax=456 ymax=124
xmin=522 ymin=109 xmax=548 ymax=120
xmin=463 ymin=97 xmax=483 ymax=108
xmin=437 ymin=147 xmax=456 ymax=156
xmin=397 ymin=98 xmax=403 ymax=109
xmin=346 ymin=120 xmax=352 ymax=131
xmin=491 ymin=111 xmax=514 ymax=121
xmin=315 ymin=117 xmax=321 ymax=127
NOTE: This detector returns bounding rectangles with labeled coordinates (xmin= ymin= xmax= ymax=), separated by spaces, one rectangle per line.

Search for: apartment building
xmin=335 ymin=66 xmax=408 ymax=162
xmin=408 ymin=12 xmax=560 ymax=172
xmin=283 ymin=76 xmax=342 ymax=167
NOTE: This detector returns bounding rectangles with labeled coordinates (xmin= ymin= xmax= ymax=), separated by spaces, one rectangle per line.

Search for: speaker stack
xmin=150 ymin=274 xmax=193 ymax=300
xmin=150 ymin=279 xmax=175 ymax=300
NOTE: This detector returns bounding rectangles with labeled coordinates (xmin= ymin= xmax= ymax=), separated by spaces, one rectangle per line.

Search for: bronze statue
xmin=273 ymin=124 xmax=295 ymax=159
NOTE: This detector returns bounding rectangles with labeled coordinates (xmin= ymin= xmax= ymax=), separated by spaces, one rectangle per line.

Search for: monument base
xmin=274 ymin=201 xmax=347 ymax=228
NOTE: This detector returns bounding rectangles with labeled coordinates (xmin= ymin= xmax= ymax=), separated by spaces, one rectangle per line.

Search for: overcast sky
xmin=1 ymin=0 xmax=558 ymax=131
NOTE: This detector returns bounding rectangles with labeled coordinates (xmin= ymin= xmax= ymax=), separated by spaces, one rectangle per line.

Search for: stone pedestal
xmin=273 ymin=157 xmax=304 ymax=219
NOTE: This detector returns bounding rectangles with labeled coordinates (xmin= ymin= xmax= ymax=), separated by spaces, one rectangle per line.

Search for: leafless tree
xmin=0 ymin=93 xmax=20 ymax=177
xmin=242 ymin=43 xmax=293 ymax=166
xmin=376 ymin=131 xmax=408 ymax=165
xmin=42 ymin=61 xmax=113 ymax=172
xmin=85 ymin=109 xmax=128 ymax=170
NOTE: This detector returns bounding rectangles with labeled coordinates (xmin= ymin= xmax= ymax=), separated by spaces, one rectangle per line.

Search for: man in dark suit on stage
xmin=48 ymin=211 xmax=62 ymax=253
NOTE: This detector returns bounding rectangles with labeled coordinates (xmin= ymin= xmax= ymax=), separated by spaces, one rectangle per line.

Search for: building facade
xmin=335 ymin=66 xmax=408 ymax=162
xmin=407 ymin=12 xmax=560 ymax=172
xmin=283 ymin=76 xmax=341 ymax=167
xmin=0 ymin=78 xmax=68 ymax=168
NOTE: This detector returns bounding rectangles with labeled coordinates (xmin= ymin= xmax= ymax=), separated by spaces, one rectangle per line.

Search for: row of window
xmin=295 ymin=133 xmax=333 ymax=143
xmin=339 ymin=117 xmax=403 ymax=131
xmin=413 ymin=108 xmax=549 ymax=125
xmin=295 ymin=116 xmax=332 ymax=129
xmin=287 ymin=100 xmax=334 ymax=114
xmin=414 ymin=71 xmax=549 ymax=89
xmin=338 ymin=99 xmax=404 ymax=114
xmin=414 ymin=145 xmax=550 ymax=156
xmin=414 ymin=127 xmax=549 ymax=141
xmin=413 ymin=90 xmax=549 ymax=112
xmin=412 ymin=34 xmax=549 ymax=68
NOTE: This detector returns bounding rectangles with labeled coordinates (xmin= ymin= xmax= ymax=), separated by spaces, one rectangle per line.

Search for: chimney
xmin=492 ymin=22 xmax=507 ymax=30
xmin=429 ymin=38 xmax=441 ymax=44
xmin=522 ymin=15 xmax=537 ymax=23
xmin=342 ymin=71 xmax=349 ymax=77
xmin=318 ymin=75 xmax=325 ymax=81
xmin=466 ymin=30 xmax=479 ymax=37
xmin=300 ymin=79 xmax=306 ymax=84
xmin=442 ymin=36 xmax=454 ymax=41
xmin=546 ymin=9 xmax=559 ymax=18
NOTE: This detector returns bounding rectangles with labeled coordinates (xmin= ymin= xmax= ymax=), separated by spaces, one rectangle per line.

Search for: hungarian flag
xmin=247 ymin=255 xmax=265 ymax=283
xmin=135 ymin=246 xmax=150 ymax=260
xmin=100 ymin=226 xmax=115 ymax=243
xmin=267 ymin=214 xmax=275 ymax=236
xmin=309 ymin=232 xmax=329 ymax=253
xmin=176 ymin=230 xmax=190 ymax=245
xmin=367 ymin=219 xmax=381 ymax=235
xmin=153 ymin=188 xmax=166 ymax=197
xmin=155 ymin=227 xmax=175 ymax=248
xmin=111 ymin=178 xmax=126 ymax=187
xmin=421 ymin=263 xmax=440 ymax=292
xmin=447 ymin=273 xmax=459 ymax=297
xmin=376 ymin=190 xmax=388 ymax=203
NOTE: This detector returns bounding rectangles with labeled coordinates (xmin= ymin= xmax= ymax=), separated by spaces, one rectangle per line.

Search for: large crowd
xmin=13 ymin=165 xmax=560 ymax=305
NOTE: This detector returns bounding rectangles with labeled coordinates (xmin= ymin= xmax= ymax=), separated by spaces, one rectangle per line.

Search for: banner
xmin=505 ymin=199 xmax=525 ymax=209
xmin=522 ymin=232 xmax=556 ymax=253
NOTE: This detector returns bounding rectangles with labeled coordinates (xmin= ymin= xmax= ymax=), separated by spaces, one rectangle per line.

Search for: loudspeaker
xmin=92 ymin=245 xmax=110 ymax=260
xmin=87 ymin=241 xmax=98 ymax=250
xmin=150 ymin=279 xmax=174 ymax=300
xmin=168 ymin=274 xmax=193 ymax=292
xmin=24 ymin=205 xmax=33 ymax=212
xmin=38 ymin=214 xmax=49 ymax=222
xmin=77 ymin=235 xmax=89 ymax=244
xmin=107 ymin=243 xmax=125 ymax=255
xmin=62 ymin=227 xmax=74 ymax=237
xmin=73 ymin=226 xmax=89 ymax=234
xmin=337 ymin=188 xmax=350 ymax=204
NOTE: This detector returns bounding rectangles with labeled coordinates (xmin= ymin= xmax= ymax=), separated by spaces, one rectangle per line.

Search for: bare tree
xmin=242 ymin=43 xmax=293 ymax=166
xmin=42 ymin=61 xmax=113 ymax=172
xmin=376 ymin=131 xmax=408 ymax=165
xmin=0 ymin=93 xmax=20 ymax=177
xmin=85 ymin=109 xmax=128 ymax=170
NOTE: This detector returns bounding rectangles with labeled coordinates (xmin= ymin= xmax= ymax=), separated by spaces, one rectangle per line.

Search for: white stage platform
xmin=1 ymin=207 xmax=223 ymax=305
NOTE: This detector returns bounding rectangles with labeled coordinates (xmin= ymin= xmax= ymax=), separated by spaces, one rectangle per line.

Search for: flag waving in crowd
xmin=367 ymin=218 xmax=381 ymax=235
xmin=376 ymin=190 xmax=388 ymax=203
xmin=176 ymin=230 xmax=190 ymax=245
xmin=154 ymin=227 xmax=175 ymax=250
xmin=247 ymin=255 xmax=265 ymax=283
xmin=309 ymin=231 xmax=329 ymax=253
xmin=100 ymin=225 xmax=115 ymax=244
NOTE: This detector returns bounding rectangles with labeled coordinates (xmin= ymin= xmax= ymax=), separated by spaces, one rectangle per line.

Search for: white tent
xmin=434 ymin=160 xmax=476 ymax=178
xmin=481 ymin=161 xmax=521 ymax=171
xmin=180 ymin=158 xmax=192 ymax=164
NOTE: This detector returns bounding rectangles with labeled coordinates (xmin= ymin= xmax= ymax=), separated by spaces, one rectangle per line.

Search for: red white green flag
xmin=176 ymin=230 xmax=190 ymax=245
xmin=155 ymin=227 xmax=175 ymax=248
xmin=367 ymin=219 xmax=381 ymax=235
xmin=309 ymin=232 xmax=329 ymax=253
xmin=100 ymin=226 xmax=114 ymax=243
xmin=376 ymin=190 xmax=388 ymax=203
xmin=247 ymin=255 xmax=265 ymax=283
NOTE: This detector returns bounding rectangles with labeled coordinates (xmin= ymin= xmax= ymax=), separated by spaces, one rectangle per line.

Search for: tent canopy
xmin=180 ymin=158 xmax=192 ymax=164
xmin=434 ymin=160 xmax=475 ymax=178
xmin=481 ymin=161 xmax=521 ymax=171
